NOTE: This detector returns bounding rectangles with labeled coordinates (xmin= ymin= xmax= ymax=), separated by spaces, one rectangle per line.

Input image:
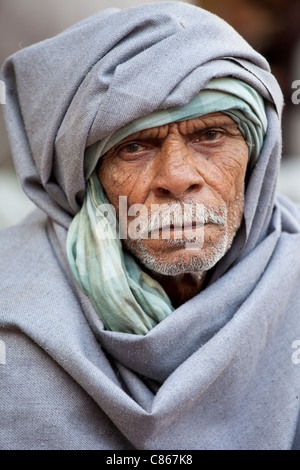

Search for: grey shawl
xmin=1 ymin=1 xmax=300 ymax=450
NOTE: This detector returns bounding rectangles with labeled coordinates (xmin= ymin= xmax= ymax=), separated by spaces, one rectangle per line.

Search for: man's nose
xmin=150 ymin=140 xmax=205 ymax=199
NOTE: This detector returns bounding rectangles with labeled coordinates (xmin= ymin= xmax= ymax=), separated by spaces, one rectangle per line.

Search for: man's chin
xmin=123 ymin=236 xmax=229 ymax=277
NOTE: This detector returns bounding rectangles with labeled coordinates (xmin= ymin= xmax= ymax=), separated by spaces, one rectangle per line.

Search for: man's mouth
xmin=150 ymin=220 xmax=210 ymax=239
xmin=164 ymin=220 xmax=199 ymax=230
xmin=128 ymin=202 xmax=227 ymax=240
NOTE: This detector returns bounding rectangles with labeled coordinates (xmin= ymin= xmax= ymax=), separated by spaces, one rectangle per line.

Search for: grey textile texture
xmin=1 ymin=1 xmax=300 ymax=450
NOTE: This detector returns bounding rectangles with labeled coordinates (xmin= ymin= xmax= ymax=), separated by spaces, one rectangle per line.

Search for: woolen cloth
xmin=1 ymin=2 xmax=300 ymax=450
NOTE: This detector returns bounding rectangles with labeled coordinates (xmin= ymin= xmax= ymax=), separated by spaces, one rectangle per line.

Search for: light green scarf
xmin=67 ymin=78 xmax=267 ymax=335
xmin=67 ymin=172 xmax=174 ymax=334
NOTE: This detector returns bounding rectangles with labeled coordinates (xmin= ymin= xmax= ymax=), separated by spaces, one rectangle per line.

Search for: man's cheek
xmin=113 ymin=167 xmax=139 ymax=192
xmin=100 ymin=168 xmax=132 ymax=200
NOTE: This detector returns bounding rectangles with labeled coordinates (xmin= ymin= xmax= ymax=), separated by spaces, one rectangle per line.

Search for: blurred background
xmin=0 ymin=0 xmax=299 ymax=229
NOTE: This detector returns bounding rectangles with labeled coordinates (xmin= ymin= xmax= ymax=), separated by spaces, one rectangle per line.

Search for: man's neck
xmin=149 ymin=271 xmax=207 ymax=308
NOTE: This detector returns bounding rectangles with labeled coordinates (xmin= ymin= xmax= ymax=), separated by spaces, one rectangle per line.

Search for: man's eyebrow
xmin=188 ymin=121 xmax=243 ymax=138
xmin=112 ymin=128 xmax=164 ymax=144
xmin=109 ymin=118 xmax=242 ymax=150
xmin=189 ymin=118 xmax=240 ymax=131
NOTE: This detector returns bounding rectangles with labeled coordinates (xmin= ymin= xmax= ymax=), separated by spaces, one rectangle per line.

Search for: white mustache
xmin=136 ymin=202 xmax=227 ymax=235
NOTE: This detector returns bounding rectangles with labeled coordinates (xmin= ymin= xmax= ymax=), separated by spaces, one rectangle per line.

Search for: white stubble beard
xmin=122 ymin=195 xmax=244 ymax=277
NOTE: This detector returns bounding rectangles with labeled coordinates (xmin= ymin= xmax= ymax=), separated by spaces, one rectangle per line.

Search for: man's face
xmin=97 ymin=112 xmax=249 ymax=276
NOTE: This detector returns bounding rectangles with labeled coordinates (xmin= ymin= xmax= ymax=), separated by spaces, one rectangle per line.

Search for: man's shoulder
xmin=0 ymin=210 xmax=63 ymax=295
xmin=0 ymin=210 xmax=76 ymax=327
xmin=0 ymin=210 xmax=48 ymax=264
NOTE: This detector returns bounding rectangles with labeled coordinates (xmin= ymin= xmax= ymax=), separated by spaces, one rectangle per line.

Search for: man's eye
xmin=204 ymin=130 xmax=220 ymax=140
xmin=121 ymin=143 xmax=145 ymax=153
xmin=195 ymin=130 xmax=222 ymax=142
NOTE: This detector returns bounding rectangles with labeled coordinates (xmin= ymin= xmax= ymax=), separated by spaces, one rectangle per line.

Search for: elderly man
xmin=1 ymin=2 xmax=300 ymax=451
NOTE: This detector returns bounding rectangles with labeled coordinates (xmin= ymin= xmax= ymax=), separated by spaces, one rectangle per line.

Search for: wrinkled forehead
xmin=109 ymin=112 xmax=239 ymax=143
xmin=84 ymin=77 xmax=267 ymax=179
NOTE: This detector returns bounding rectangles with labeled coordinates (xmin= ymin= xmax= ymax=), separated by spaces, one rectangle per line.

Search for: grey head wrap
xmin=1 ymin=1 xmax=300 ymax=451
